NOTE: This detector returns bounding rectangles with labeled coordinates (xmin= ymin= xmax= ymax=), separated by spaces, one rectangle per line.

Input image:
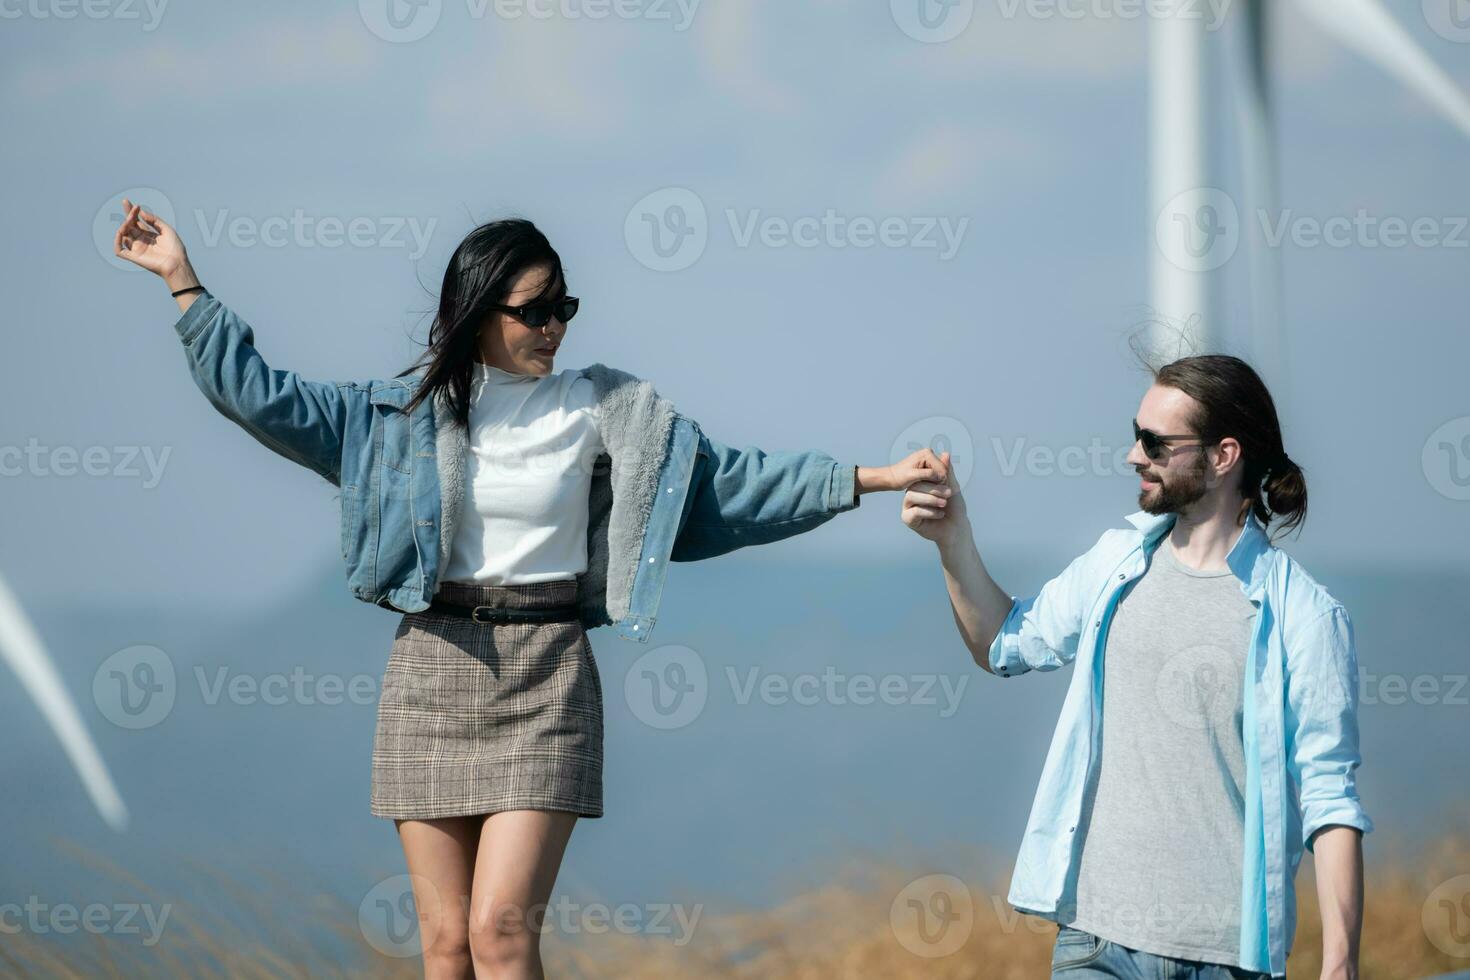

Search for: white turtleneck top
xmin=440 ymin=360 xmax=606 ymax=586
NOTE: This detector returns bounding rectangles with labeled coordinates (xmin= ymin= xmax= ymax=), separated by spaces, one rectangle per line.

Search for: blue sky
xmin=1 ymin=0 xmax=1468 ymax=613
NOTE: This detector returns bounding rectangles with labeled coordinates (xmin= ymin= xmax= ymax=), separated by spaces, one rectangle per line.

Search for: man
xmin=902 ymin=355 xmax=1369 ymax=979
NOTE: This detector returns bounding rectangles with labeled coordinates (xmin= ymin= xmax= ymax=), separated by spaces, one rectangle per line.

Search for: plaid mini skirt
xmin=369 ymin=578 xmax=604 ymax=820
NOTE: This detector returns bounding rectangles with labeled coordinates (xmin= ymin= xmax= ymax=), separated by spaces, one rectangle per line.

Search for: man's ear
xmin=1215 ymin=437 xmax=1244 ymax=476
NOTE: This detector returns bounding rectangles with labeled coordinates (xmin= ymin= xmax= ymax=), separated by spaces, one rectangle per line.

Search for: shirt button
xmin=1118 ymin=573 xmax=1126 ymax=580
xmin=1068 ymin=826 xmax=1076 ymax=832
xmin=648 ymin=557 xmax=656 ymax=563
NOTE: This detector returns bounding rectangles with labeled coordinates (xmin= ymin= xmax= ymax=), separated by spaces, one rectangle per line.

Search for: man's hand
xmin=901 ymin=450 xmax=969 ymax=547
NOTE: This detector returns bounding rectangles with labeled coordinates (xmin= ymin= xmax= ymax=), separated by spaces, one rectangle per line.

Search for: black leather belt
xmin=426 ymin=601 xmax=582 ymax=625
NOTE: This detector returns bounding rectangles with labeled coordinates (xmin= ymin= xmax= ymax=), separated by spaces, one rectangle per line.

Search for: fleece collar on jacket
xmin=429 ymin=363 xmax=677 ymax=625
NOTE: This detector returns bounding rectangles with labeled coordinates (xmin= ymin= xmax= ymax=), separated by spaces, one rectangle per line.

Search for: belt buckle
xmin=471 ymin=606 xmax=509 ymax=625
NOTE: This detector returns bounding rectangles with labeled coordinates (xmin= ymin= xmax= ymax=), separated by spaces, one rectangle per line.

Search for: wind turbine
xmin=0 ymin=570 xmax=129 ymax=831
xmin=1149 ymin=0 xmax=1470 ymax=392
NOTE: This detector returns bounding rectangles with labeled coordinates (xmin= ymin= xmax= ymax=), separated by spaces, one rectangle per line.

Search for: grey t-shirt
xmin=1066 ymin=537 xmax=1259 ymax=966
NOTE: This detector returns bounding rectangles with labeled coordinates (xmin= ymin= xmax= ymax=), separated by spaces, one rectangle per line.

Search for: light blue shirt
xmin=987 ymin=509 xmax=1372 ymax=976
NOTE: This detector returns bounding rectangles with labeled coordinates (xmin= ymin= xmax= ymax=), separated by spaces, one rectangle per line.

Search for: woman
xmin=115 ymin=200 xmax=946 ymax=979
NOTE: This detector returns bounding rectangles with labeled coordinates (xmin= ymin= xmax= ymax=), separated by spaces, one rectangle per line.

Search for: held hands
xmin=113 ymin=198 xmax=199 ymax=293
xmin=900 ymin=450 xmax=969 ymax=547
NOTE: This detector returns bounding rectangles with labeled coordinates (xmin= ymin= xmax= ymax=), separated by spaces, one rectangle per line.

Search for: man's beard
xmin=1138 ymin=451 xmax=1209 ymax=514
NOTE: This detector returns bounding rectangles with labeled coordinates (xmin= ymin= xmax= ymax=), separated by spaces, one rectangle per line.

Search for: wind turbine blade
xmin=1150 ymin=1 xmax=1217 ymax=356
xmin=1234 ymin=0 xmax=1288 ymax=402
xmin=0 ymin=572 xmax=129 ymax=832
xmin=1293 ymin=0 xmax=1470 ymax=137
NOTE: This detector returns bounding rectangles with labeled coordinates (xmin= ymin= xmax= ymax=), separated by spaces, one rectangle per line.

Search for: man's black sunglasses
xmin=1133 ymin=418 xmax=1213 ymax=461
xmin=488 ymin=296 xmax=580 ymax=328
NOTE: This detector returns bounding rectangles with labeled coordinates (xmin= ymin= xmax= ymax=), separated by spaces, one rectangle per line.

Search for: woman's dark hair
xmin=1152 ymin=354 xmax=1308 ymax=541
xmin=398 ymin=218 xmax=566 ymax=422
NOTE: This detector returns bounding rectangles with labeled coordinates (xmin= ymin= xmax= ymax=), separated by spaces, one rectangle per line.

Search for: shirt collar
xmin=1123 ymin=507 xmax=1274 ymax=598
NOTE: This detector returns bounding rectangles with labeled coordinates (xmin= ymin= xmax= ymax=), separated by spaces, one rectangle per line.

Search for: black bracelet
xmin=171 ymin=285 xmax=205 ymax=297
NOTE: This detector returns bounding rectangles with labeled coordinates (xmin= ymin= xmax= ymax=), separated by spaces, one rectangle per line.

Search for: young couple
xmin=117 ymin=205 xmax=1367 ymax=980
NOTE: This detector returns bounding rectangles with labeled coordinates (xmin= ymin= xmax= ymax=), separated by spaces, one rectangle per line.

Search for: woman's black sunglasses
xmin=1133 ymin=418 xmax=1212 ymax=461
xmin=488 ymin=296 xmax=580 ymax=328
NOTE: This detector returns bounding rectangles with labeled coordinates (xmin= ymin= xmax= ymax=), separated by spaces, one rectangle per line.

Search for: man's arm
xmin=1311 ymin=825 xmax=1364 ymax=980
xmin=934 ymin=530 xmax=1016 ymax=674
xmin=1286 ymin=603 xmax=1373 ymax=980
xmin=902 ymin=451 xmax=1094 ymax=676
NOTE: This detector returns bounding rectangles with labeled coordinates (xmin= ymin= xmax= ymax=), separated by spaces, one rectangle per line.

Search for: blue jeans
xmin=1051 ymin=925 xmax=1272 ymax=979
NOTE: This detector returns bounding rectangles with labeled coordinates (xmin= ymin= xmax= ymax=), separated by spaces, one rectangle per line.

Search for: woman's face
xmin=477 ymin=262 xmax=568 ymax=377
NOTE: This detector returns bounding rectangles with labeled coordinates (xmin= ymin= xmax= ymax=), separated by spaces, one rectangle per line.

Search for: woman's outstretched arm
xmin=670 ymin=430 xmax=947 ymax=561
xmin=115 ymin=199 xmax=354 ymax=486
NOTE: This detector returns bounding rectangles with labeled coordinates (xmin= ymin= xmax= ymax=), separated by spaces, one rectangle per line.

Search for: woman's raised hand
xmin=114 ymin=198 xmax=192 ymax=283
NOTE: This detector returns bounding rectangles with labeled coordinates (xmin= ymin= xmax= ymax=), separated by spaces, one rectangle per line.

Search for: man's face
xmin=1126 ymin=385 xmax=1213 ymax=515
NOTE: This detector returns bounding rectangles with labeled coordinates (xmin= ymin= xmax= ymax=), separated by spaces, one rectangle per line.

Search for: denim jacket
xmin=171 ymin=292 xmax=860 ymax=641
xmin=987 ymin=509 xmax=1372 ymax=976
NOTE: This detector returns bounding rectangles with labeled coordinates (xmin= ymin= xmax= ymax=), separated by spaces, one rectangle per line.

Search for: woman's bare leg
xmin=395 ymin=816 xmax=481 ymax=980
xmin=467 ymin=810 xmax=578 ymax=979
